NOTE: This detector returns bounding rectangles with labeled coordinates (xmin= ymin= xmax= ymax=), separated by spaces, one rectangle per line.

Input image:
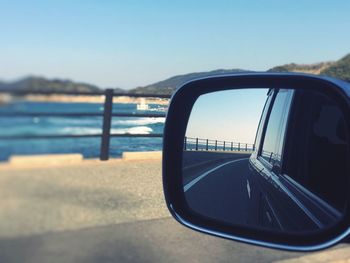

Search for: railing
xmin=0 ymin=89 xmax=171 ymax=160
xmin=261 ymin=150 xmax=281 ymax=163
xmin=184 ymin=137 xmax=255 ymax=152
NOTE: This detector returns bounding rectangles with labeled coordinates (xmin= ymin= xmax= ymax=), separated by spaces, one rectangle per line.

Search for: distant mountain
xmin=1 ymin=54 xmax=349 ymax=96
xmin=268 ymin=53 xmax=350 ymax=82
xmin=133 ymin=54 xmax=350 ymax=95
xmin=0 ymin=76 xmax=102 ymax=93
xmin=0 ymin=76 xmax=126 ymax=94
xmin=130 ymin=69 xmax=252 ymax=95
xmin=320 ymin=54 xmax=350 ymax=82
xmin=268 ymin=62 xmax=334 ymax=75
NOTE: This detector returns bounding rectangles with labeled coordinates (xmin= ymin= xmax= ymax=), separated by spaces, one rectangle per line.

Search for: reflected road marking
xmin=184 ymin=158 xmax=249 ymax=192
xmin=247 ymin=179 xmax=251 ymax=199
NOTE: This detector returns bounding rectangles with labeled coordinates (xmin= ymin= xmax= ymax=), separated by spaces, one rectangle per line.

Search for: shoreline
xmin=0 ymin=94 xmax=170 ymax=105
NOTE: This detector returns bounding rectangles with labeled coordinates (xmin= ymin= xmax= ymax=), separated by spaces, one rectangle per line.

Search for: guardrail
xmin=184 ymin=137 xmax=255 ymax=152
xmin=0 ymin=89 xmax=171 ymax=160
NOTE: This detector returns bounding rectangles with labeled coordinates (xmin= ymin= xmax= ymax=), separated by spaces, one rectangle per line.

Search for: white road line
xmin=184 ymin=158 xmax=249 ymax=192
xmin=246 ymin=179 xmax=251 ymax=199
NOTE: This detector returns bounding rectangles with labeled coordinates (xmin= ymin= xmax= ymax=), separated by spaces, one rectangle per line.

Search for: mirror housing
xmin=162 ymin=73 xmax=350 ymax=251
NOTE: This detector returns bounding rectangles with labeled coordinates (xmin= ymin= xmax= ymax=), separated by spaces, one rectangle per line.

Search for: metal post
xmin=223 ymin=141 xmax=225 ymax=151
xmin=245 ymin=143 xmax=247 ymax=151
xmin=100 ymin=89 xmax=114 ymax=160
xmin=215 ymin=140 xmax=217 ymax=151
xmin=253 ymin=144 xmax=255 ymax=151
xmin=238 ymin=142 xmax=240 ymax=151
xmin=206 ymin=139 xmax=208 ymax=151
xmin=184 ymin=137 xmax=187 ymax=150
xmin=196 ymin=138 xmax=198 ymax=151
xmin=231 ymin=142 xmax=233 ymax=151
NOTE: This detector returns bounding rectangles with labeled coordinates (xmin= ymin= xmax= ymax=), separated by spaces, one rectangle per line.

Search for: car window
xmin=253 ymin=89 xmax=273 ymax=152
xmin=260 ymin=89 xmax=294 ymax=167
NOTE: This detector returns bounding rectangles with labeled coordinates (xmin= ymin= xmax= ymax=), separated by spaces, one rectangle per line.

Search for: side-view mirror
xmin=162 ymin=73 xmax=350 ymax=251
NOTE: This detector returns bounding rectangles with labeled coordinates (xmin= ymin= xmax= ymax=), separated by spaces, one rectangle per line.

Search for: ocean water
xmin=0 ymin=101 xmax=166 ymax=161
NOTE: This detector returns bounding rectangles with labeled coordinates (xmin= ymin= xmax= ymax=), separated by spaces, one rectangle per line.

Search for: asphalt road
xmin=184 ymin=158 xmax=251 ymax=225
xmin=182 ymin=151 xmax=251 ymax=168
xmin=182 ymin=151 xmax=251 ymax=186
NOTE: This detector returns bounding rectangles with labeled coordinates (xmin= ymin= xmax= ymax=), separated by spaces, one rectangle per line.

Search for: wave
xmin=60 ymin=127 xmax=102 ymax=134
xmin=112 ymin=126 xmax=153 ymax=135
xmin=60 ymin=126 xmax=153 ymax=135
xmin=147 ymin=106 xmax=168 ymax=112
xmin=112 ymin=117 xmax=165 ymax=126
xmin=47 ymin=117 xmax=101 ymax=125
xmin=48 ymin=117 xmax=165 ymax=126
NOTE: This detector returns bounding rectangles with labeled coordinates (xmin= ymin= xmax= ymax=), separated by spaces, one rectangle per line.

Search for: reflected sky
xmin=186 ymin=89 xmax=267 ymax=143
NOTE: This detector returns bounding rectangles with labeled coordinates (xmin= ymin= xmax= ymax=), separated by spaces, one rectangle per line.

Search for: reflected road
xmin=184 ymin=158 xmax=252 ymax=224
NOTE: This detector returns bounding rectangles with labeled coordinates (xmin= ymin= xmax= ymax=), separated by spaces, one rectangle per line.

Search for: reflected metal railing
xmin=0 ymin=89 xmax=171 ymax=160
xmin=261 ymin=150 xmax=281 ymax=163
xmin=184 ymin=137 xmax=255 ymax=152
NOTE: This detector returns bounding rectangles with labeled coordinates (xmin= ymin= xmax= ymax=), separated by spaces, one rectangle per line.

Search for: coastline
xmin=0 ymin=94 xmax=170 ymax=105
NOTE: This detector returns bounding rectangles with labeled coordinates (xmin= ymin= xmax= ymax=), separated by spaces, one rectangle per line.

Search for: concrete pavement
xmin=0 ymin=158 xmax=168 ymax=238
xmin=0 ymin=217 xmax=304 ymax=263
xmin=0 ymin=157 xmax=348 ymax=262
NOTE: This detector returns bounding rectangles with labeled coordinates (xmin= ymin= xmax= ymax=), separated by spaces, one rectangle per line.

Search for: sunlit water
xmin=0 ymin=101 xmax=166 ymax=161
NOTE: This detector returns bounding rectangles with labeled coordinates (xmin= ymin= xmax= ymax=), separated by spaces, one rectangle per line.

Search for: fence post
xmin=223 ymin=141 xmax=225 ymax=151
xmin=231 ymin=142 xmax=233 ymax=151
xmin=206 ymin=139 xmax=208 ymax=151
xmin=238 ymin=142 xmax=240 ymax=151
xmin=245 ymin=143 xmax=247 ymax=151
xmin=215 ymin=140 xmax=217 ymax=151
xmin=184 ymin=137 xmax=187 ymax=150
xmin=100 ymin=89 xmax=114 ymax=160
xmin=196 ymin=138 xmax=198 ymax=151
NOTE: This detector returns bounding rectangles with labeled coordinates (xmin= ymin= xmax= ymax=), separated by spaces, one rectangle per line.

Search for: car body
xmin=248 ymin=87 xmax=348 ymax=232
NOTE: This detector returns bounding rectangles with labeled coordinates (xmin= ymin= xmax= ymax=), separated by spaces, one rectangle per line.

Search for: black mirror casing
xmin=162 ymin=73 xmax=350 ymax=251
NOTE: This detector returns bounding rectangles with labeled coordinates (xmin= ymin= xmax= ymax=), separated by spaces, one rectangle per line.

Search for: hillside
xmin=1 ymin=54 xmax=349 ymax=96
xmin=268 ymin=62 xmax=334 ymax=75
xmin=268 ymin=53 xmax=350 ymax=82
xmin=130 ymin=69 xmax=251 ymax=95
xmin=320 ymin=54 xmax=350 ymax=82
xmin=133 ymin=54 xmax=350 ymax=95
xmin=0 ymin=76 xmax=124 ymax=94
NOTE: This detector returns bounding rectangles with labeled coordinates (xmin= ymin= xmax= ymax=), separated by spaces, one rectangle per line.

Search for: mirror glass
xmin=183 ymin=88 xmax=349 ymax=233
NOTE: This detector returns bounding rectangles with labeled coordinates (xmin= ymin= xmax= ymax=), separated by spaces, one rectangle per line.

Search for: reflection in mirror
xmin=182 ymin=88 xmax=349 ymax=234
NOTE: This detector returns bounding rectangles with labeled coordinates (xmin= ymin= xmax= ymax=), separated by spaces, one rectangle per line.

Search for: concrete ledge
xmin=0 ymin=151 xmax=162 ymax=170
xmin=122 ymin=151 xmax=162 ymax=161
xmin=9 ymin=154 xmax=84 ymax=168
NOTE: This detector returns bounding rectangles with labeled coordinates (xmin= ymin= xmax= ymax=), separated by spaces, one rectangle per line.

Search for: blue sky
xmin=1 ymin=0 xmax=349 ymax=89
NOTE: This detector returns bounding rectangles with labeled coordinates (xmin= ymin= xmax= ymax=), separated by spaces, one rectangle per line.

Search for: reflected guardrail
xmin=0 ymin=89 xmax=171 ymax=160
xmin=184 ymin=137 xmax=255 ymax=152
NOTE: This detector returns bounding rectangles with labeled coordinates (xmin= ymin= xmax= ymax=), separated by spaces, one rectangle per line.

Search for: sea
xmin=0 ymin=101 xmax=166 ymax=162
